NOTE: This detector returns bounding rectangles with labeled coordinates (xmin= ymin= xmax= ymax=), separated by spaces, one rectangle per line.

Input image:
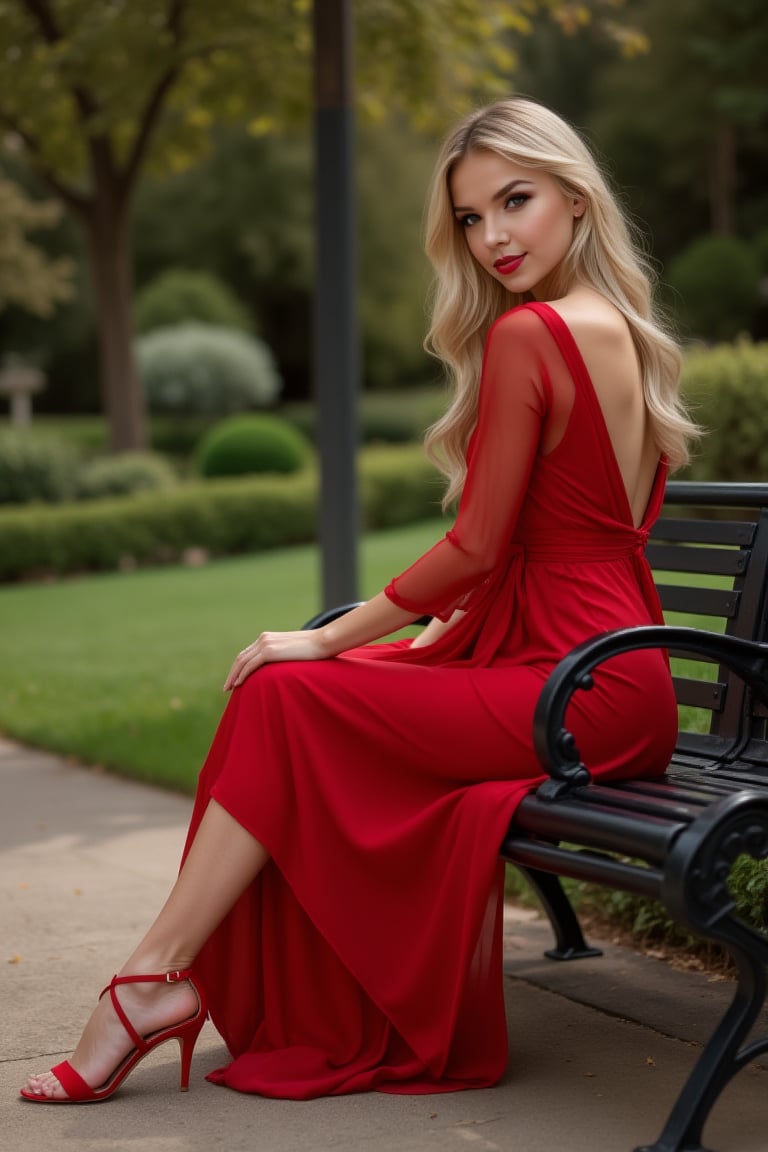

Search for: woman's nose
xmin=483 ymin=218 xmax=509 ymax=248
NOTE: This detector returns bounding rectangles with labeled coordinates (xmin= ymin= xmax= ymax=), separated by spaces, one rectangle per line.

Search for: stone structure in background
xmin=0 ymin=363 xmax=46 ymax=427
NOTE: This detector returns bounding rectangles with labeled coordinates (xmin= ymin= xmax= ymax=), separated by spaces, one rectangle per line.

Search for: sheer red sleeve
xmin=385 ymin=307 xmax=553 ymax=621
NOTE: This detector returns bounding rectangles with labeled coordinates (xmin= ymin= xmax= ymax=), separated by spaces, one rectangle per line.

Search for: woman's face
xmin=449 ymin=149 xmax=584 ymax=300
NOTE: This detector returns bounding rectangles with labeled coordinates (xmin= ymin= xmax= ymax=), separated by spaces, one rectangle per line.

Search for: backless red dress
xmin=183 ymin=302 xmax=678 ymax=1098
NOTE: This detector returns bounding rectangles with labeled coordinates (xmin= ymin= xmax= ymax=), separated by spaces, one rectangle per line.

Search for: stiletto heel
xmin=20 ymin=970 xmax=207 ymax=1104
xmin=178 ymin=1031 xmax=196 ymax=1092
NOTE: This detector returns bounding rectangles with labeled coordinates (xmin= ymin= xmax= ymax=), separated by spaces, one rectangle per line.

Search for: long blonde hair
xmin=423 ymin=96 xmax=697 ymax=507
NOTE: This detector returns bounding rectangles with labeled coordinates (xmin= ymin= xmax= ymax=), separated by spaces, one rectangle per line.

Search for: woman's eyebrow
xmin=453 ymin=179 xmax=534 ymax=214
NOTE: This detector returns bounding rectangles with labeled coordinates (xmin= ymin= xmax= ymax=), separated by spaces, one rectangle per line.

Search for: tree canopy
xmin=0 ymin=1 xmax=635 ymax=200
xmin=0 ymin=175 xmax=74 ymax=317
xmin=0 ymin=0 xmax=634 ymax=446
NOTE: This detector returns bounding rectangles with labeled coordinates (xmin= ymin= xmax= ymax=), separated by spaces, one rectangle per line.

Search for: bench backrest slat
xmin=647 ymin=543 xmax=750 ymax=578
xmin=656 ymin=584 xmax=740 ymax=619
xmin=673 ymin=676 xmax=726 ymax=711
xmin=649 ymin=517 xmax=756 ymax=546
xmin=652 ymin=483 xmax=768 ymax=765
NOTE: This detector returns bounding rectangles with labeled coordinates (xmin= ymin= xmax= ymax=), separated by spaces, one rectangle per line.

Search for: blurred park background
xmin=1 ymin=1 xmax=767 ymax=565
xmin=1 ymin=0 xmax=768 ymax=951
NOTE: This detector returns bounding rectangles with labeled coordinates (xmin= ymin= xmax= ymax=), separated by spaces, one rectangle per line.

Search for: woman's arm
xmin=382 ymin=308 xmax=548 ymax=621
xmin=225 ymin=308 xmax=550 ymax=689
xmin=409 ymin=609 xmax=464 ymax=649
xmin=224 ymin=592 xmax=419 ymax=690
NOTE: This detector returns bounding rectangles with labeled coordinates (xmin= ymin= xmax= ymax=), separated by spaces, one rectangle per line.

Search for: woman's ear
xmin=573 ymin=198 xmax=586 ymax=219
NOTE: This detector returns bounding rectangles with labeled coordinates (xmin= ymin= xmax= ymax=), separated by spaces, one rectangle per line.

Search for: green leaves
xmin=0 ymin=1 xmax=632 ymax=194
xmin=0 ymin=176 xmax=75 ymax=315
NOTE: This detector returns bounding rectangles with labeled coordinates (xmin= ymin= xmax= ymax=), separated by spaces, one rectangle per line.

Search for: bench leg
xmin=512 ymin=865 xmax=603 ymax=961
xmin=637 ymin=800 xmax=768 ymax=1152
xmin=634 ymin=915 xmax=768 ymax=1152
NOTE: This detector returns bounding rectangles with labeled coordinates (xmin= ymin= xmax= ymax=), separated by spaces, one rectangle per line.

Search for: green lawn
xmin=0 ymin=519 xmax=445 ymax=791
xmin=0 ymin=535 xmax=728 ymax=793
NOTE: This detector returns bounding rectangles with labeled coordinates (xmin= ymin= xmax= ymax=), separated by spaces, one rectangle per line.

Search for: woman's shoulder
xmin=487 ymin=301 xmax=555 ymax=345
xmin=486 ymin=293 xmax=635 ymax=376
xmin=542 ymin=290 xmax=641 ymax=394
xmin=541 ymin=289 xmax=630 ymax=350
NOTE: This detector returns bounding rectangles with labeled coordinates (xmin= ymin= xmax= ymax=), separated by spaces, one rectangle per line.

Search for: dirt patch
xmin=577 ymin=907 xmax=736 ymax=980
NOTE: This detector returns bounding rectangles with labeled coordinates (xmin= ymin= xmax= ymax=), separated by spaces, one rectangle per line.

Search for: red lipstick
xmin=493 ymin=254 xmax=525 ymax=275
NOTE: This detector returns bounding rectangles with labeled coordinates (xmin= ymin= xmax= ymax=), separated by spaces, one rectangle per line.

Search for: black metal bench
xmin=306 ymin=480 xmax=768 ymax=1152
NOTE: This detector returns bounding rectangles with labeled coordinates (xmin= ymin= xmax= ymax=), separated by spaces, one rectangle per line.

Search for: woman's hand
xmin=224 ymin=629 xmax=330 ymax=691
xmin=223 ymin=593 xmax=420 ymax=691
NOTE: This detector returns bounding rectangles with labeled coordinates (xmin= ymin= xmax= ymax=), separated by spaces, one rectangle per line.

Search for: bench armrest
xmin=533 ymin=626 xmax=768 ymax=801
xmin=303 ymin=602 xmax=366 ymax=630
xmin=302 ymin=604 xmax=432 ymax=630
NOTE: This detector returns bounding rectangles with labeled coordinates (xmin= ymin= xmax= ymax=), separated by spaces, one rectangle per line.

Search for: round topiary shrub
xmin=681 ymin=339 xmax=768 ymax=482
xmin=76 ymin=452 xmax=178 ymax=501
xmin=136 ymin=268 xmax=253 ymax=334
xmin=667 ymin=234 xmax=760 ymax=342
xmin=197 ymin=414 xmax=310 ymax=478
xmin=0 ymin=431 xmax=78 ymax=504
xmin=137 ymin=323 xmax=282 ymax=418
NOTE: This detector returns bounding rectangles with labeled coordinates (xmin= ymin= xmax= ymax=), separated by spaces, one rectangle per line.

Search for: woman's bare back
xmin=548 ymin=289 xmax=659 ymax=527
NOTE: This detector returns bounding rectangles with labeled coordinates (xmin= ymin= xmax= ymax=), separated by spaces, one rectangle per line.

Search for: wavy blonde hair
xmin=423 ymin=96 xmax=697 ymax=507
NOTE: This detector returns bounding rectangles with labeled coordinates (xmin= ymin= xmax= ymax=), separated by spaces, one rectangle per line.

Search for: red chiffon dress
xmin=183 ymin=301 xmax=678 ymax=1098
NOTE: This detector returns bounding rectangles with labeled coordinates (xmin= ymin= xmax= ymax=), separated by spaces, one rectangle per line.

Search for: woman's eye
xmin=506 ymin=193 xmax=530 ymax=209
xmin=458 ymin=213 xmax=480 ymax=227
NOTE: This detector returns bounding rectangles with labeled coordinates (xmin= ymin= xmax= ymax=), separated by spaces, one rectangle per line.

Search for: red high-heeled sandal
xmin=20 ymin=970 xmax=208 ymax=1104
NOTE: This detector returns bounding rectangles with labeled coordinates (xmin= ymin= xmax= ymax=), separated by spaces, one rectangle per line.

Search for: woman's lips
xmin=493 ymin=254 xmax=525 ymax=275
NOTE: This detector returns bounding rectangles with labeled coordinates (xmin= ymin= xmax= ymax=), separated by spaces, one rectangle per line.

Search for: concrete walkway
xmin=1 ymin=737 xmax=766 ymax=1152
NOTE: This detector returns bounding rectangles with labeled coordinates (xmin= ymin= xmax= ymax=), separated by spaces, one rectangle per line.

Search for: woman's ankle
xmin=117 ymin=948 xmax=196 ymax=981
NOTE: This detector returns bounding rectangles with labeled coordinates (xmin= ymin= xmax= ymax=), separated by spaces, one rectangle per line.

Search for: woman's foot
xmin=21 ymin=967 xmax=201 ymax=1101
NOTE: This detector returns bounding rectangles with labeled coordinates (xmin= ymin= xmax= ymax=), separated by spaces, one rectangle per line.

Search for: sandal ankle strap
xmin=101 ymin=969 xmax=194 ymax=994
xmin=97 ymin=971 xmax=196 ymax=1052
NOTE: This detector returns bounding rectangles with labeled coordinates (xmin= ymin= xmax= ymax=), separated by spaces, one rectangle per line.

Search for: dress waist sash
xmin=517 ymin=525 xmax=650 ymax=564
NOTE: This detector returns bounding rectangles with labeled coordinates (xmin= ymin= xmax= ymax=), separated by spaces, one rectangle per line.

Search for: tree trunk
xmin=83 ymin=195 xmax=147 ymax=452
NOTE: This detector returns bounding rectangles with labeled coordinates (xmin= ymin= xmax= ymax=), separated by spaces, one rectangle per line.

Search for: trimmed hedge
xmin=0 ymin=445 xmax=443 ymax=582
xmin=361 ymin=444 xmax=444 ymax=527
xmin=281 ymin=389 xmax=446 ymax=446
xmin=76 ymin=452 xmax=178 ymax=500
xmin=0 ymin=432 xmax=80 ymax=505
xmin=198 ymin=414 xmax=310 ymax=477
xmin=667 ymin=234 xmax=760 ymax=342
xmin=681 ymin=339 xmax=768 ymax=482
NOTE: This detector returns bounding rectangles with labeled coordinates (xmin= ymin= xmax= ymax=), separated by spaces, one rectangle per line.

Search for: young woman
xmin=21 ymin=96 xmax=697 ymax=1104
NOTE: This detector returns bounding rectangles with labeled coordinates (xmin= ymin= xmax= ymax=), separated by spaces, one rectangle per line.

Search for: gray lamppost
xmin=313 ymin=0 xmax=360 ymax=609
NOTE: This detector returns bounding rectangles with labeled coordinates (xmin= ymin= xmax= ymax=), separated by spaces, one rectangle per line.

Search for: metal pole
xmin=313 ymin=0 xmax=360 ymax=608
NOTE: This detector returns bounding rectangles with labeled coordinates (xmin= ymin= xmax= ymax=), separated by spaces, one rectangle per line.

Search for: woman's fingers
xmin=223 ymin=631 xmax=326 ymax=691
xmin=224 ymin=645 xmax=262 ymax=690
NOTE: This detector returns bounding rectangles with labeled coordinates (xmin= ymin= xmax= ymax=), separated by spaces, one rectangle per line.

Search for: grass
xmin=0 ymin=518 xmax=445 ymax=792
xmin=654 ymin=570 xmax=729 ymax=733
xmin=0 ymin=541 xmax=731 ymax=793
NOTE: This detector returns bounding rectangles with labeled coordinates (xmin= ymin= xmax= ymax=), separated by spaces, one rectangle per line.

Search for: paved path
xmin=1 ymin=737 xmax=766 ymax=1152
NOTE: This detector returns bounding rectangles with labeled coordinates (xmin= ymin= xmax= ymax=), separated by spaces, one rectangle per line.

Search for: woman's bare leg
xmin=23 ymin=799 xmax=268 ymax=1099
